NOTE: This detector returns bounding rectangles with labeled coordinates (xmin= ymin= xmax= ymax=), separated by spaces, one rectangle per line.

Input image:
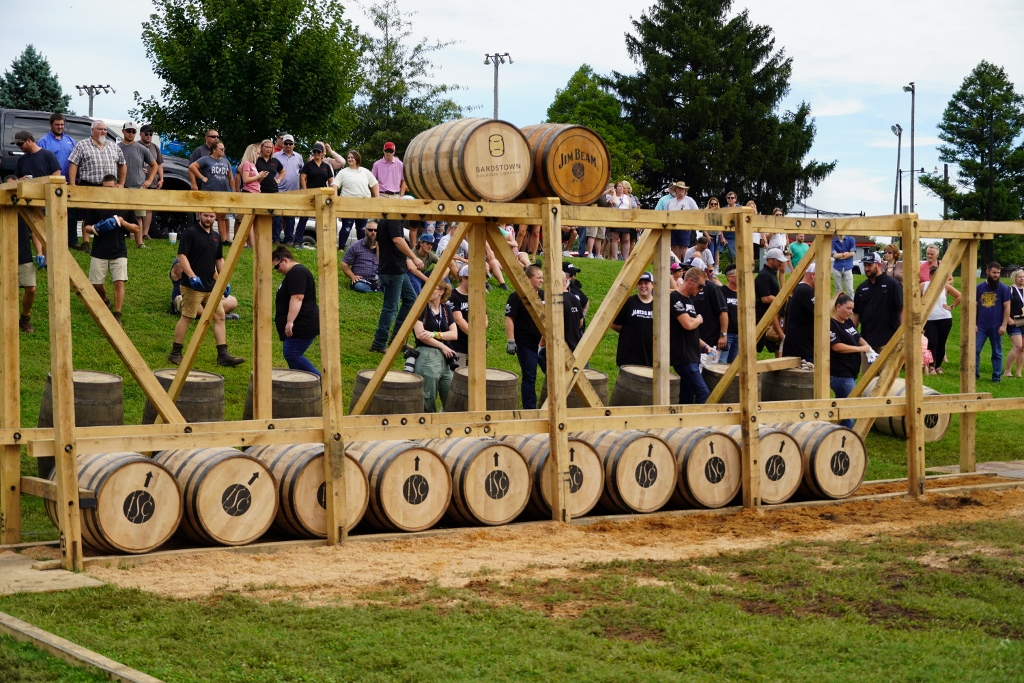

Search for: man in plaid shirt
xmin=68 ymin=120 xmax=126 ymax=251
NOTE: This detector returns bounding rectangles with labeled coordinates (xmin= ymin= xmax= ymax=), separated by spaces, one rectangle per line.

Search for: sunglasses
xmin=207 ymin=135 xmax=219 ymax=139
xmin=273 ymin=261 xmax=284 ymax=272
xmin=365 ymin=229 xmax=377 ymax=233
xmin=385 ymin=150 xmax=394 ymax=153
xmin=124 ymin=129 xmax=136 ymax=134
xmin=283 ymin=142 xmax=294 ymax=145
xmin=140 ymin=131 xmax=152 ymax=135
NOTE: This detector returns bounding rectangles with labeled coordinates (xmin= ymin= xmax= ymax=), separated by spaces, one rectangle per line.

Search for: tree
xmin=349 ymin=0 xmax=470 ymax=160
xmin=0 ymin=45 xmax=72 ymax=113
xmin=546 ymin=65 xmax=655 ymax=196
xmin=613 ymin=0 xmax=834 ymax=208
xmin=920 ymin=61 xmax=1024 ymax=265
xmin=134 ymin=0 xmax=363 ymax=158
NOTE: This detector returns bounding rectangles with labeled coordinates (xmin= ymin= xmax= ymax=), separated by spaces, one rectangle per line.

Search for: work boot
xmin=216 ymin=344 xmax=245 ymax=367
xmin=19 ymin=315 xmax=34 ymax=334
xmin=168 ymin=343 xmax=183 ymax=365
xmin=113 ymin=311 xmax=123 ymax=326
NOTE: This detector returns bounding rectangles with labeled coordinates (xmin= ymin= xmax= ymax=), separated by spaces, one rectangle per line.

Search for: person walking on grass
xmin=1006 ymin=270 xmax=1024 ymax=380
xmin=272 ymin=245 xmax=320 ymax=377
xmin=81 ymin=175 xmax=140 ymax=326
xmin=830 ymin=293 xmax=872 ymax=428
xmin=976 ymin=262 xmax=1011 ymax=383
xmin=370 ymin=217 xmax=423 ymax=353
xmin=4 ymin=175 xmax=43 ymax=334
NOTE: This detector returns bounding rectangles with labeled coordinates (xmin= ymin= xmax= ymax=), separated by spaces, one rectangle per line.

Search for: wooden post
xmin=467 ymin=223 xmax=488 ymax=411
xmin=902 ymin=215 xmax=926 ymax=496
xmin=252 ymin=215 xmax=274 ymax=419
xmin=813 ymin=236 xmax=832 ymax=398
xmin=652 ymin=230 xmax=671 ymax=405
xmin=0 ymin=206 xmax=20 ymax=543
xmin=735 ymin=212 xmax=761 ymax=509
xmin=960 ymin=238 xmax=978 ymax=473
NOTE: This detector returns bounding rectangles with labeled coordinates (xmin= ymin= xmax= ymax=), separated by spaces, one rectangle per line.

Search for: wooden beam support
xmin=252 ymin=215 xmax=274 ymax=420
xmin=20 ymin=477 xmax=95 ymax=508
xmin=756 ymin=357 xmax=802 ymax=372
xmin=960 ymin=238 xmax=978 ymax=473
xmin=813 ymin=235 xmax=832 ymax=398
xmin=0 ymin=206 xmax=20 ymax=543
xmin=468 ymin=223 xmax=488 ymax=411
xmin=900 ymin=216 xmax=926 ymax=497
xmin=652 ymin=231 xmax=671 ymax=405
xmin=735 ymin=208 xmax=760 ymax=509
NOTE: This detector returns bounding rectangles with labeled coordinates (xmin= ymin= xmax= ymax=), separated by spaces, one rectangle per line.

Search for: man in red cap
xmin=372 ymin=141 xmax=405 ymax=198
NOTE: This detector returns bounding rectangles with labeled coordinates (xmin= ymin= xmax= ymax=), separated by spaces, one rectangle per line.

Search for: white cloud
xmin=813 ymin=98 xmax=867 ymax=117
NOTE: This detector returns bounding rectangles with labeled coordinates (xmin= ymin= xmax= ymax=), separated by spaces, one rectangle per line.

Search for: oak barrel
xmin=37 ymin=370 xmax=124 ymax=477
xmin=649 ymin=428 xmax=742 ymax=509
xmin=141 ymin=369 xmax=224 ymax=424
xmin=44 ymin=452 xmax=182 ymax=554
xmin=520 ymin=124 xmax=611 ymax=206
xmin=539 ymin=368 xmax=609 ymax=407
xmin=570 ymin=430 xmax=675 ymax=514
xmin=701 ymin=364 xmax=763 ymax=404
xmin=152 ymin=447 xmax=277 ymax=546
xmin=244 ymin=443 xmax=368 ymax=537
xmin=345 ymin=440 xmax=451 ymax=532
xmin=404 ymin=118 xmax=533 ymax=202
xmin=772 ymin=422 xmax=866 ymax=499
xmin=499 ymin=434 xmax=604 ymax=518
xmin=445 ymin=367 xmax=519 ymax=412
xmin=609 ymin=365 xmax=680 ymax=406
xmin=867 ymin=378 xmax=950 ymax=443
xmin=760 ymin=367 xmax=815 ymax=402
xmin=242 ymin=369 xmax=322 ymax=420
xmin=349 ymin=370 xmax=424 ymax=415
xmin=717 ymin=426 xmax=803 ymax=504
xmin=419 ymin=438 xmax=531 ymax=526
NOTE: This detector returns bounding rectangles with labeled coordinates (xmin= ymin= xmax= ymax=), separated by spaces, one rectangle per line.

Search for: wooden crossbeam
xmin=20 ymin=477 xmax=95 ymax=508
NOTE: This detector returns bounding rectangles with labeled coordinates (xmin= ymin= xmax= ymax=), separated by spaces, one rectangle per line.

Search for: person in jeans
xmin=671 ymin=267 xmax=710 ymax=404
xmin=720 ymin=263 xmax=740 ymax=363
xmin=922 ymin=265 xmax=960 ymax=375
xmin=340 ymin=221 xmax=380 ymax=292
xmin=829 ymin=293 xmax=871 ymax=428
xmin=412 ymin=281 xmax=458 ymax=411
xmin=831 ymin=233 xmax=857 ymax=297
xmin=370 ymin=217 xmax=423 ymax=353
xmin=505 ymin=265 xmax=545 ymax=409
xmin=271 ymin=245 xmax=320 ymax=376
xmin=976 ymin=262 xmax=1012 ymax=382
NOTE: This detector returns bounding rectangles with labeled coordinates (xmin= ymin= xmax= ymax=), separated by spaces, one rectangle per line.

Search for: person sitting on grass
xmin=81 ymin=174 xmax=140 ymax=326
xmin=340 ymin=220 xmax=380 ymax=292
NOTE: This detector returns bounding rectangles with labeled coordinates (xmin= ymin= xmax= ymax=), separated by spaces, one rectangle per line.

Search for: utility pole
xmin=891 ymin=124 xmax=903 ymax=214
xmin=74 ymin=85 xmax=115 ymax=117
xmin=903 ymin=82 xmax=916 ymax=212
xmin=483 ymin=53 xmax=512 ymax=120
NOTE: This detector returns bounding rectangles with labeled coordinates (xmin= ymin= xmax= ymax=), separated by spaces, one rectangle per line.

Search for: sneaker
xmin=137 ymin=243 xmax=148 ymax=249
xmin=302 ymin=243 xmax=316 ymax=250
xmin=225 ymin=313 xmax=240 ymax=321
xmin=168 ymin=349 xmax=183 ymax=365
xmin=217 ymin=351 xmax=245 ymax=367
xmin=19 ymin=316 xmax=34 ymax=334
xmin=223 ymin=240 xmax=233 ymax=247
xmin=993 ymin=376 xmax=1002 ymax=383
xmin=75 ymin=242 xmax=90 ymax=253
xmin=369 ymin=345 xmax=387 ymax=354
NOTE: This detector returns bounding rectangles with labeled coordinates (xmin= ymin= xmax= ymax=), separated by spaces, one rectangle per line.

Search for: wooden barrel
xmin=152 ymin=447 xmax=277 ymax=546
xmin=609 ymin=365 xmax=680 ymax=407
xmin=244 ymin=443 xmax=368 ymax=537
xmin=419 ymin=438 xmax=531 ymax=526
xmin=649 ymin=428 xmax=741 ymax=509
xmin=717 ymin=426 xmax=803 ymax=504
xmin=345 ymin=440 xmax=451 ymax=532
xmin=349 ymin=370 xmax=424 ymax=415
xmin=701 ymin=364 xmax=764 ymax=403
xmin=141 ymin=369 xmax=224 ymax=424
xmin=760 ymin=367 xmax=815 ymax=402
xmin=242 ymin=369 xmax=322 ymax=420
xmin=44 ymin=452 xmax=182 ymax=554
xmin=539 ymin=369 xmax=609 ymax=407
xmin=37 ymin=370 xmax=124 ymax=478
xmin=404 ymin=118 xmax=533 ymax=202
xmin=445 ymin=367 xmax=519 ymax=412
xmin=868 ymin=378 xmax=950 ymax=443
xmin=520 ymin=124 xmax=611 ymax=206
xmin=499 ymin=434 xmax=604 ymax=518
xmin=570 ymin=431 xmax=675 ymax=514
xmin=771 ymin=422 xmax=866 ymax=499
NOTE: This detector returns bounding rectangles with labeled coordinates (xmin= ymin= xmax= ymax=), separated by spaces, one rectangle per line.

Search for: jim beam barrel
xmin=571 ymin=430 xmax=675 ymax=514
xmin=345 ymin=440 xmax=451 ymax=532
xmin=867 ymin=378 xmax=951 ymax=443
xmin=649 ymin=428 xmax=742 ymax=509
xmin=771 ymin=422 xmax=866 ymax=500
xmin=419 ymin=438 xmax=531 ymax=526
xmin=45 ymin=452 xmax=182 ymax=554
xmin=153 ymin=447 xmax=277 ymax=546
xmin=499 ymin=434 xmax=604 ymax=518
xmin=717 ymin=426 xmax=803 ymax=504
xmin=244 ymin=443 xmax=368 ymax=538
xmin=37 ymin=370 xmax=125 ymax=478
xmin=141 ymin=368 xmax=225 ymax=424
xmin=520 ymin=123 xmax=611 ymax=206
xmin=404 ymin=118 xmax=533 ymax=202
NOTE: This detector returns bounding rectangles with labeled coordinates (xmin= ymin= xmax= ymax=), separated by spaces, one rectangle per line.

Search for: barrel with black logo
xmin=445 ymin=367 xmax=520 ymax=412
xmin=349 ymin=370 xmax=425 ymax=415
xmin=772 ymin=422 xmax=866 ymax=499
xmin=344 ymin=440 xmax=451 ymax=532
xmin=152 ymin=447 xmax=277 ymax=546
xmin=44 ymin=452 xmax=181 ymax=554
xmin=716 ymin=425 xmax=803 ymax=504
xmin=244 ymin=443 xmax=368 ymax=538
xmin=649 ymin=428 xmax=741 ymax=509
xmin=418 ymin=438 xmax=531 ymax=526
xmin=499 ymin=434 xmax=604 ymax=518
xmin=141 ymin=369 xmax=224 ymax=424
xmin=539 ymin=368 xmax=610 ymax=407
xmin=570 ymin=430 xmax=675 ymax=514
xmin=242 ymin=369 xmax=322 ymax=420
xmin=867 ymin=378 xmax=950 ymax=443
xmin=520 ymin=124 xmax=611 ymax=206
xmin=37 ymin=370 xmax=124 ymax=477
xmin=609 ymin=365 xmax=680 ymax=407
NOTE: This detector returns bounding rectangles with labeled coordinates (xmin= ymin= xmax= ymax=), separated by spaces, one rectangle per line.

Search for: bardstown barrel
xmin=244 ymin=443 xmax=368 ymax=537
xmin=37 ymin=370 xmax=124 ymax=478
xmin=419 ymin=438 xmax=531 ymax=526
xmin=349 ymin=370 xmax=424 ymax=415
xmin=153 ymin=447 xmax=277 ymax=546
xmin=610 ymin=365 xmax=680 ymax=407
xmin=717 ymin=426 xmax=803 ymax=504
xmin=771 ymin=422 xmax=866 ymax=499
xmin=760 ymin=367 xmax=814 ymax=402
xmin=499 ymin=434 xmax=604 ymax=518
xmin=539 ymin=368 xmax=609 ymax=407
xmin=404 ymin=118 xmax=533 ymax=202
xmin=867 ymin=378 xmax=950 ymax=443
xmin=570 ymin=430 xmax=675 ymax=514
xmin=520 ymin=124 xmax=611 ymax=206
xmin=345 ymin=440 xmax=451 ymax=532
xmin=242 ymin=369 xmax=322 ymax=421
xmin=445 ymin=367 xmax=519 ymax=412
xmin=45 ymin=452 xmax=182 ymax=554
xmin=649 ymin=428 xmax=741 ymax=509
xmin=141 ymin=369 xmax=224 ymax=424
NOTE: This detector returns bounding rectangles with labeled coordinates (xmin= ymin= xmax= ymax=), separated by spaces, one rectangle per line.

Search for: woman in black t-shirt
xmin=412 ymin=281 xmax=459 ymax=412
xmin=295 ymin=144 xmax=335 ymax=247
xmin=829 ymin=293 xmax=871 ymax=427
xmin=272 ymin=246 xmax=321 ymax=377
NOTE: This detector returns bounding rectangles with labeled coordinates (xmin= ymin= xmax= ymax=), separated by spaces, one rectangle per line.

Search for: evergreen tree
xmin=613 ymin=0 xmax=834 ymax=207
xmin=0 ymin=45 xmax=72 ymax=113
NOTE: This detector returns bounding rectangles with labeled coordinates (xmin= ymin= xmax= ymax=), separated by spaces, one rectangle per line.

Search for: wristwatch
xmin=719 ymin=333 xmax=727 ymax=337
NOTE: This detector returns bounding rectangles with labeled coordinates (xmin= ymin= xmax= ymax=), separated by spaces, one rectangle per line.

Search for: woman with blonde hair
xmin=882 ymin=244 xmax=903 ymax=281
xmin=610 ymin=180 xmax=638 ymax=260
xmin=922 ymin=264 xmax=961 ymax=374
xmin=1006 ymin=269 xmax=1024 ymax=378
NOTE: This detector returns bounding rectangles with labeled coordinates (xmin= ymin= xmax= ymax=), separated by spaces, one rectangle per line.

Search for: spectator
xmin=81 ymin=175 xmax=139 ymax=326
xmin=565 ymin=263 xmax=589 ymax=321
xmin=755 ymin=247 xmax=787 ymax=357
xmin=499 ymin=223 xmax=531 ymax=267
xmin=370 ymin=217 xmax=422 ymax=353
xmin=371 ymin=141 xmax=405 ymax=198
xmin=922 ymin=265 xmax=960 ymax=375
xmin=272 ymin=245 xmax=320 ymax=377
xmin=505 ymin=264 xmax=545 ymax=409
xmin=671 ymin=267 xmax=711 ymax=404
xmin=188 ymin=141 xmax=235 ymax=244
xmin=273 ymin=134 xmax=304 ymax=244
xmin=13 ymin=130 xmax=60 ymax=180
xmin=704 ymin=197 xmax=721 ymax=264
xmin=255 ymin=140 xmax=287 ymax=243
xmin=412 ymin=281 xmax=458 ymax=411
xmin=406 ymin=232 xmax=438 ymax=295
xmin=719 ymin=191 xmax=739 ymax=259
xmin=831 ymin=232 xmax=857 ymax=297
xmin=448 ymin=265 xmax=472 ymax=368
xmin=237 ymin=143 xmax=262 ymax=195
xmin=295 ymin=143 xmax=334 ymax=246
xmin=830 ymin=293 xmax=872 ymax=428
xmin=852 ymin=252 xmax=903 ymax=356
xmin=137 ymin=124 xmax=165 ymax=242
xmin=684 ymin=236 xmax=714 ymax=270
xmin=169 ymin=258 xmax=239 ymax=320
xmin=36 ymin=113 xmax=79 ymax=248
xmin=920 ymin=244 xmax=941 ymax=283
xmin=4 ymin=175 xmax=43 ymax=333
xmin=788 ymin=233 xmax=809 ymax=268
xmin=1005 ymin=269 xmax=1024 ymax=380
xmin=484 ymin=241 xmax=510 ymax=291
xmin=747 ymin=201 xmax=763 ymax=269
xmin=117 ymin=121 xmax=157 ymax=249
xmin=693 ymin=262 xmax=728 ymax=359
xmin=340 ymin=220 xmax=380 ymax=292
xmin=609 ymin=180 xmax=638 ymax=260
xmin=538 ymin=272 xmax=586 ymax=373
xmin=782 ymin=263 xmax=816 ymax=363
xmin=611 ymin=272 xmax=655 ymax=367
xmin=67 ymin=120 xmax=126 ymax=250
xmin=188 ymin=129 xmax=219 ymax=164
xmin=976 ymin=262 xmax=1011 ymax=382
xmin=721 ymin=263 xmax=739 ymax=363
xmin=333 ymin=149 xmax=379 ymax=248
xmin=882 ymin=244 xmax=904 ymax=282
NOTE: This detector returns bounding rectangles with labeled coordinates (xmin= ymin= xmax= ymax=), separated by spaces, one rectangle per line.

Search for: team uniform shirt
xmin=14 ymin=148 xmax=60 ymax=179
xmin=569 ymin=281 xmax=589 ymax=332
xmin=723 ymin=286 xmax=739 ymax=334
xmin=830 ymin=318 xmax=863 ymax=379
xmin=334 ymin=166 xmax=378 ymax=198
xmin=376 ymin=218 xmax=410 ymax=275
xmin=977 ymin=280 xmax=1012 ymax=328
xmin=669 ymin=291 xmax=701 ymax=366
xmin=694 ymin=284 xmax=727 ymax=348
xmin=448 ymin=289 xmax=470 ymax=354
xmin=83 ymin=208 xmax=135 ymax=260
xmin=789 ymin=241 xmax=809 ymax=266
xmin=561 ymin=292 xmax=585 ymax=350
xmin=613 ymin=295 xmax=654 ymax=367
xmin=194 ymin=156 xmax=232 ymax=191
xmin=371 ymin=157 xmax=404 ymax=194
xmin=177 ymin=225 xmax=224 ymax=290
xmin=37 ymin=131 xmax=76 ymax=178
xmin=853 ymin=274 xmax=903 ymax=348
xmin=68 ymin=138 xmax=125 ymax=184
xmin=117 ymin=141 xmax=155 ymax=188
xmin=300 ymin=160 xmax=334 ymax=189
xmin=784 ymin=282 xmax=816 ymax=362
xmin=754 ymin=265 xmax=782 ymax=322
xmin=415 ymin=303 xmax=455 ymax=348
xmin=505 ymin=290 xmax=544 ymax=348
xmin=255 ymin=157 xmax=283 ymax=193
xmin=272 ymin=151 xmax=304 ymax=192
xmin=275 ymin=263 xmax=320 ymax=341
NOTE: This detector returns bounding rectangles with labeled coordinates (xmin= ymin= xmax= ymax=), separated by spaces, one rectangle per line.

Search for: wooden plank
xmin=652 ymin=231 xmax=671 ymax=405
xmin=560 ymin=205 xmax=746 ymax=231
xmin=468 ymin=223 xmax=488 ymax=411
xmin=252 ymin=215 xmax=274 ymax=420
xmin=19 ymin=477 xmax=96 ymax=509
xmin=960 ymin=238 xmax=978 ymax=473
xmin=735 ymin=209 xmax=760 ymax=508
xmin=0 ymin=206 xmax=20 ymax=543
xmin=813 ymin=235 xmax=832 ymax=398
xmin=68 ymin=184 xmax=317 ymax=215
xmin=756 ymin=357 xmax=802 ymax=373
xmin=901 ymin=216 xmax=927 ymax=497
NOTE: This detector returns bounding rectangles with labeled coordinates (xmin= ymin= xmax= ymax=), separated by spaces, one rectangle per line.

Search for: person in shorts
xmin=4 ymin=175 xmax=43 ymax=333
xmin=81 ymin=175 xmax=140 ymax=325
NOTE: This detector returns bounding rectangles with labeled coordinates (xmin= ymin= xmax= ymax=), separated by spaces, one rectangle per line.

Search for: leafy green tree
xmin=613 ymin=0 xmax=834 ymax=207
xmin=920 ymin=61 xmax=1024 ymax=265
xmin=546 ymin=64 xmax=655 ymax=196
xmin=0 ymin=45 xmax=72 ymax=113
xmin=134 ymin=0 xmax=363 ymax=158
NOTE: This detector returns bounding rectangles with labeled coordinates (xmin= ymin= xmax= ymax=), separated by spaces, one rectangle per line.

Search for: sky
xmin=4 ymin=0 xmax=1022 ymax=220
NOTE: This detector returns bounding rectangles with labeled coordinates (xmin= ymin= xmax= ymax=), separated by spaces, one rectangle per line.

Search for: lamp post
xmin=483 ymin=53 xmax=512 ymax=120
xmin=74 ymin=84 xmax=115 ymax=117
xmin=903 ymin=82 xmax=916 ymax=212
xmin=891 ymin=124 xmax=903 ymax=214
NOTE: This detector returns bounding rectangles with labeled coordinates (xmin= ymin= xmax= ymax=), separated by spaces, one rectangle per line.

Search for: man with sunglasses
xmin=372 ymin=141 xmax=405 ymax=197
xmin=273 ymin=134 xmax=304 ymax=244
xmin=13 ymin=130 xmax=61 ymax=181
xmin=188 ymin=129 xmax=220 ymax=165
xmin=137 ymin=125 xmax=165 ymax=241
xmin=118 ymin=122 xmax=158 ymax=248
xmin=38 ymin=114 xmax=80 ymax=249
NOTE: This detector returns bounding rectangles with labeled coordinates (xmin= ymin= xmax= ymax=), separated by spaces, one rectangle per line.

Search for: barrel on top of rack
xmin=867 ymin=378 xmax=950 ymax=443
xmin=419 ymin=437 xmax=531 ymax=526
xmin=571 ymin=430 xmax=675 ymax=514
xmin=610 ymin=365 xmax=680 ymax=407
xmin=242 ymin=369 xmax=322 ymax=421
xmin=349 ymin=370 xmax=424 ymax=415
xmin=45 ymin=452 xmax=182 ymax=554
xmin=539 ymin=368 xmax=609 ymax=407
xmin=520 ymin=123 xmax=611 ymax=206
xmin=345 ymin=440 xmax=451 ymax=532
xmin=701 ymin=364 xmax=763 ymax=404
xmin=37 ymin=370 xmax=124 ymax=478
xmin=153 ymin=447 xmax=277 ymax=546
xmin=445 ymin=367 xmax=519 ymax=412
xmin=244 ymin=443 xmax=368 ymax=538
xmin=141 ymin=369 xmax=224 ymax=424
xmin=500 ymin=434 xmax=604 ymax=518
xmin=771 ymin=422 xmax=866 ymax=500
xmin=717 ymin=425 xmax=803 ymax=504
xmin=649 ymin=428 xmax=741 ymax=509
xmin=760 ymin=366 xmax=814 ymax=402
xmin=404 ymin=118 xmax=533 ymax=202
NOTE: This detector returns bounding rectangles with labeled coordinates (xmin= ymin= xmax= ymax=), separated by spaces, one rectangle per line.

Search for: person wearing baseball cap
xmin=372 ymin=141 xmax=405 ymax=198
xmin=782 ymin=261 xmax=817 ymax=363
xmin=406 ymin=232 xmax=438 ymax=295
xmin=612 ymin=272 xmax=656 ymax=368
xmin=755 ymin=247 xmax=788 ymax=356
xmin=118 ymin=121 xmax=158 ymax=248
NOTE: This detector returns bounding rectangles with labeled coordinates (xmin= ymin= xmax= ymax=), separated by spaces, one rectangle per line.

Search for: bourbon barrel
xmin=761 ymin=367 xmax=815 ymax=402
xmin=37 ymin=370 xmax=124 ymax=478
xmin=242 ymin=369 xmax=322 ymax=420
xmin=349 ymin=370 xmax=424 ymax=416
xmin=539 ymin=369 xmax=609 ymax=407
xmin=500 ymin=434 xmax=604 ymax=518
xmin=570 ymin=430 xmax=675 ymax=514
xmin=717 ymin=425 xmax=803 ymax=504
xmin=772 ymin=422 xmax=866 ymax=499
xmin=141 ymin=369 xmax=224 ymax=424
xmin=521 ymin=124 xmax=611 ymax=206
xmin=609 ymin=365 xmax=680 ymax=407
xmin=867 ymin=378 xmax=950 ymax=443
xmin=445 ymin=367 xmax=519 ymax=412
xmin=650 ymin=428 xmax=741 ymax=509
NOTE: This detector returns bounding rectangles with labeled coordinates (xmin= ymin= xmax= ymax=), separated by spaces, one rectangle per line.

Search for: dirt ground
xmin=84 ymin=478 xmax=1024 ymax=605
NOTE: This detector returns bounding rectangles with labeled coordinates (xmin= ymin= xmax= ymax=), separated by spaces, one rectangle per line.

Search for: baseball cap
xmin=281 ymin=134 xmax=295 ymax=143
xmin=459 ymin=265 xmax=469 ymax=278
xmin=311 ymin=142 xmax=325 ymax=153
xmin=122 ymin=121 xmax=139 ymax=131
xmin=563 ymin=262 xmax=581 ymax=275
xmin=418 ymin=233 xmax=435 ymax=244
xmin=765 ymin=247 xmax=789 ymax=262
xmin=638 ymin=272 xmax=654 ymax=284
xmin=12 ymin=130 xmax=32 ymax=144
xmin=862 ymin=251 xmax=882 ymax=265
xmin=691 ymin=257 xmax=707 ymax=271
xmin=140 ymin=124 xmax=154 ymax=133
xmin=806 ymin=262 xmax=816 ymax=274
xmin=384 ymin=141 xmax=396 ymax=151
xmin=670 ymin=261 xmax=684 ymax=272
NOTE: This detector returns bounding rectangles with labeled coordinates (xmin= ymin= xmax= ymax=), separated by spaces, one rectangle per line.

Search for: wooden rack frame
xmin=1 ymin=176 xmax=1022 ymax=570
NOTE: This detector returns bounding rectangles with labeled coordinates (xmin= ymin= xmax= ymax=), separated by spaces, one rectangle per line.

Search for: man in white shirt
xmin=664 ymin=181 xmax=698 ymax=261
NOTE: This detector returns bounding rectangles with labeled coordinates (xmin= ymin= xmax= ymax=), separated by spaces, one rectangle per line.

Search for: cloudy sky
xmin=4 ymin=0 xmax=1022 ymax=219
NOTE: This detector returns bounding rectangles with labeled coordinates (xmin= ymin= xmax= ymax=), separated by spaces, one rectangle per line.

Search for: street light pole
xmin=891 ymin=124 xmax=903 ymax=214
xmin=903 ymin=82 xmax=916 ymax=212
xmin=74 ymin=85 xmax=116 ymax=117
xmin=483 ymin=53 xmax=512 ymax=119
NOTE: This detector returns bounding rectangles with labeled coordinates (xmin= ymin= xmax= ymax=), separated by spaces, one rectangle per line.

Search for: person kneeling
xmin=412 ymin=281 xmax=459 ymax=412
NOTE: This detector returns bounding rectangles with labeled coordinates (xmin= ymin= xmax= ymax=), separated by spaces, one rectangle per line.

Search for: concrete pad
xmin=0 ymin=552 xmax=103 ymax=596
xmin=927 ymin=460 xmax=1024 ymax=477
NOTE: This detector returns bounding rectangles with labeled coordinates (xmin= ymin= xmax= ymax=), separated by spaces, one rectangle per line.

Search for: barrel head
xmin=654 ymin=429 xmax=741 ymax=509
xmin=756 ymin=430 xmax=804 ymax=504
xmin=279 ymin=450 xmax=368 ymax=536
xmin=544 ymin=439 xmax=603 ymax=517
xmin=93 ymin=455 xmax=182 ymax=554
xmin=805 ymin=426 xmax=866 ymax=499
xmin=194 ymin=454 xmax=277 ymax=545
xmin=375 ymin=445 xmax=451 ymax=532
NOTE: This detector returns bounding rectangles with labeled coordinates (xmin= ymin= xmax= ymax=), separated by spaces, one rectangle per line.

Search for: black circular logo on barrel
xmin=221 ymin=484 xmax=252 ymax=517
xmin=765 ymin=455 xmax=786 ymax=482
xmin=403 ymin=474 xmax=430 ymax=505
xmin=704 ymin=456 xmax=726 ymax=485
xmin=317 ymin=482 xmax=327 ymax=509
xmin=635 ymin=460 xmax=658 ymax=488
xmin=568 ymin=465 xmax=584 ymax=494
xmin=924 ymin=413 xmax=939 ymax=428
xmin=485 ymin=470 xmax=510 ymax=500
xmin=122 ymin=490 xmax=155 ymax=525
xmin=830 ymin=450 xmax=851 ymax=477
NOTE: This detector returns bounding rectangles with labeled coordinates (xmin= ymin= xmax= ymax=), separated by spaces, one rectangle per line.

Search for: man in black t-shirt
xmin=448 ymin=265 xmax=471 ymax=366
xmin=782 ymin=263 xmax=816 ymax=363
xmin=721 ymin=264 xmax=740 ymax=363
xmin=671 ymin=267 xmax=710 ymax=404
xmin=537 ymin=272 xmax=586 ymax=373
xmin=505 ymin=265 xmax=545 ymax=409
xmin=13 ymin=130 xmax=61 ymax=180
xmin=853 ymin=251 xmax=903 ymax=351
xmin=755 ymin=248 xmax=787 ymax=355
xmin=612 ymin=272 xmax=655 ymax=367
xmin=694 ymin=276 xmax=728 ymax=354
xmin=371 ymin=217 xmax=424 ymax=352
xmin=81 ymin=176 xmax=140 ymax=326
xmin=5 ymin=173 xmax=43 ymax=333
